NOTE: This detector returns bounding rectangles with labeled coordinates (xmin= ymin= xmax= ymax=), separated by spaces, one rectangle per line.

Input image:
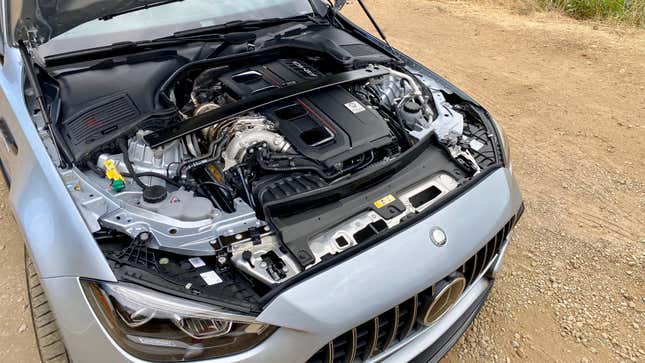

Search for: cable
xmin=118 ymin=138 xmax=148 ymax=189
xmin=198 ymin=181 xmax=235 ymax=198
xmin=165 ymin=161 xmax=180 ymax=178
xmin=121 ymin=172 xmax=182 ymax=188
xmin=235 ymin=166 xmax=255 ymax=209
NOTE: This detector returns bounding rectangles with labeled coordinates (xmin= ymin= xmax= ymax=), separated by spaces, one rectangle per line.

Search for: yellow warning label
xmin=374 ymin=194 xmax=396 ymax=209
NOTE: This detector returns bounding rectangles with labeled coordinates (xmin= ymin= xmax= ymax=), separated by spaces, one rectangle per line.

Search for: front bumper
xmin=40 ymin=167 xmax=522 ymax=363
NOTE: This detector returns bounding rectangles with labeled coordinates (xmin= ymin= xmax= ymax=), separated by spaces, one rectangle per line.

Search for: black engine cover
xmin=219 ymin=59 xmax=394 ymax=168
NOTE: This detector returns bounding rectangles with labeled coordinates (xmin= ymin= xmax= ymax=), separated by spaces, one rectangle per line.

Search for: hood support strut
xmin=331 ymin=0 xmax=391 ymax=48
xmin=18 ymin=41 xmax=69 ymax=168
xmin=354 ymin=0 xmax=391 ymax=48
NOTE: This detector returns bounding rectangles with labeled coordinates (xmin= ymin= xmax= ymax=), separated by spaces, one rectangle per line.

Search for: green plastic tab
xmin=111 ymin=179 xmax=125 ymax=192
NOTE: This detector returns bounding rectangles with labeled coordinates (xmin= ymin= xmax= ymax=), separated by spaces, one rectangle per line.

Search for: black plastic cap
xmin=143 ymin=185 xmax=168 ymax=204
xmin=403 ymin=100 xmax=422 ymax=114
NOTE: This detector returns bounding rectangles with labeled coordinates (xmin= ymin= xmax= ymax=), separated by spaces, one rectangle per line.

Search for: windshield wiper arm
xmin=99 ymin=0 xmax=185 ymax=21
xmin=173 ymin=14 xmax=316 ymax=38
xmin=45 ymin=31 xmax=257 ymax=66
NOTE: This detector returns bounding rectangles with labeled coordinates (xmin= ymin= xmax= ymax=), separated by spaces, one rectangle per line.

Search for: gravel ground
xmin=1 ymin=1 xmax=643 ymax=362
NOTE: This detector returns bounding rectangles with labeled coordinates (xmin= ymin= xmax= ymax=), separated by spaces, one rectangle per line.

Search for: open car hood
xmin=8 ymin=0 xmax=168 ymax=45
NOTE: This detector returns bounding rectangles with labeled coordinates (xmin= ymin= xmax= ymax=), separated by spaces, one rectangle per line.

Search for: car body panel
xmin=41 ymin=276 xmax=323 ymax=363
xmin=256 ymin=167 xmax=521 ymax=337
xmin=43 ymin=162 xmax=518 ymax=362
xmin=43 ymin=276 xmax=495 ymax=363
xmin=0 ymin=2 xmax=524 ymax=361
xmin=0 ymin=30 xmax=116 ymax=281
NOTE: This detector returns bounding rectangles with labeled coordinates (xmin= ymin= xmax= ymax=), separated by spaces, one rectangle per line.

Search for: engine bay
xmin=35 ymin=22 xmax=503 ymax=310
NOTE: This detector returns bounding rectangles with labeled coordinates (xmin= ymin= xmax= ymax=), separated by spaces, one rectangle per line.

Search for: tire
xmin=25 ymin=247 xmax=70 ymax=363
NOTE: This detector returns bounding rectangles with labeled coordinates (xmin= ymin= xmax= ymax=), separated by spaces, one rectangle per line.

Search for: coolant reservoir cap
xmin=403 ymin=100 xmax=422 ymax=114
xmin=143 ymin=185 xmax=168 ymax=204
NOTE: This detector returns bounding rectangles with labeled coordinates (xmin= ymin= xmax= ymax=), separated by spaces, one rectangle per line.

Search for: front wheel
xmin=25 ymin=247 xmax=70 ymax=363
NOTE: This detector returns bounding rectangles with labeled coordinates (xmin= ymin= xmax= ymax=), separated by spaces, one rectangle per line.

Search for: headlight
xmin=82 ymin=280 xmax=276 ymax=361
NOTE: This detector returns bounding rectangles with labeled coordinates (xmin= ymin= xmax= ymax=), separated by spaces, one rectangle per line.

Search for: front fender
xmin=0 ymin=46 xmax=115 ymax=281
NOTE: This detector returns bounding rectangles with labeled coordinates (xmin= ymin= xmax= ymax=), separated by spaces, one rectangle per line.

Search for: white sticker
xmin=188 ymin=257 xmax=206 ymax=268
xmin=469 ymin=139 xmax=485 ymax=151
xmin=200 ymin=271 xmax=223 ymax=286
xmin=344 ymin=101 xmax=366 ymax=114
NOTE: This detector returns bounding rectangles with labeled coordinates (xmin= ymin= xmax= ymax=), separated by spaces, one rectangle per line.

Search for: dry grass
xmin=456 ymin=0 xmax=644 ymax=26
xmin=539 ymin=0 xmax=644 ymax=26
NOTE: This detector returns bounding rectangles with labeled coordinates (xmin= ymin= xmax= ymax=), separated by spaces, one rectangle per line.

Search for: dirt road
xmin=1 ymin=1 xmax=643 ymax=362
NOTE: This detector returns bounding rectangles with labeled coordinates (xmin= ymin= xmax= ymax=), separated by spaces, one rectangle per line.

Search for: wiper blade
xmin=45 ymin=32 xmax=256 ymax=65
xmin=173 ymin=14 xmax=314 ymax=38
xmin=47 ymin=13 xmax=314 ymax=64
xmin=99 ymin=0 xmax=185 ymax=21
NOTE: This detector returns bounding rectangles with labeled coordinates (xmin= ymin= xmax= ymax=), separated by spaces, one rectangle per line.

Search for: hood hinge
xmin=26 ymin=29 xmax=41 ymax=49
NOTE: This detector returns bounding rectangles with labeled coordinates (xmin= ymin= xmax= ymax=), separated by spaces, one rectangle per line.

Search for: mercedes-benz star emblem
xmin=430 ymin=227 xmax=447 ymax=247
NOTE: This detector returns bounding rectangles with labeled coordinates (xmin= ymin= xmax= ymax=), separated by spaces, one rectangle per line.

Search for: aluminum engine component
xmin=62 ymin=169 xmax=263 ymax=256
xmin=195 ymin=103 xmax=222 ymax=142
xmin=97 ymin=130 xmax=185 ymax=183
xmin=139 ymin=188 xmax=217 ymax=221
xmin=373 ymin=67 xmax=432 ymax=129
xmin=230 ymin=234 xmax=301 ymax=285
xmin=371 ymin=67 xmax=465 ymax=144
xmin=195 ymin=102 xmax=219 ymax=116
xmin=377 ymin=68 xmax=424 ymax=106
xmin=222 ymin=116 xmax=291 ymax=170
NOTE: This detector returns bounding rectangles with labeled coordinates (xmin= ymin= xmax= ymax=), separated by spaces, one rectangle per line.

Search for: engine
xmin=72 ymin=55 xmax=484 ymax=287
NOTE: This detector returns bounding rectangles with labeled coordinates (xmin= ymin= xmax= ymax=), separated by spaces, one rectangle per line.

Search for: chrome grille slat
xmin=373 ymin=308 xmax=397 ymax=354
xmin=347 ymin=328 xmax=358 ymax=363
xmin=396 ymin=296 xmax=418 ymax=340
xmin=331 ymin=330 xmax=355 ymax=363
xmin=491 ymin=230 xmax=500 ymax=259
xmin=365 ymin=318 xmax=379 ymax=359
xmin=467 ymin=253 xmax=478 ymax=283
xmin=383 ymin=306 xmax=399 ymax=350
xmin=307 ymin=215 xmax=518 ymax=363
xmin=475 ymin=241 xmax=489 ymax=277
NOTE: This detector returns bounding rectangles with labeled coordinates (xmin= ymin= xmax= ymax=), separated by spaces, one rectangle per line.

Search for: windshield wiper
xmin=173 ymin=14 xmax=317 ymax=38
xmin=99 ymin=0 xmax=185 ymax=21
xmin=46 ymin=13 xmax=318 ymax=65
xmin=45 ymin=31 xmax=256 ymax=65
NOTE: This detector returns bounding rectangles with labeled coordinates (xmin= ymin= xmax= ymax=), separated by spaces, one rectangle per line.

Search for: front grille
xmin=307 ymin=215 xmax=519 ymax=363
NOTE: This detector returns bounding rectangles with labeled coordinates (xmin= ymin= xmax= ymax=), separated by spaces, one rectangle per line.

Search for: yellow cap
xmin=104 ymin=159 xmax=126 ymax=192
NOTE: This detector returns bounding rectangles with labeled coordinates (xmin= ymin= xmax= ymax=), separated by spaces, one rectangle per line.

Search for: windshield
xmin=38 ymin=0 xmax=314 ymax=57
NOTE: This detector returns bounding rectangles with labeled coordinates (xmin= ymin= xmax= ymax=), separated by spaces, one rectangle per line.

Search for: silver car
xmin=0 ymin=0 xmax=523 ymax=362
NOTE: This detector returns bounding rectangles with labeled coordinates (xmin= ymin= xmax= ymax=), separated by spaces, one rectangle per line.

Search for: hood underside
xmin=9 ymin=0 xmax=183 ymax=45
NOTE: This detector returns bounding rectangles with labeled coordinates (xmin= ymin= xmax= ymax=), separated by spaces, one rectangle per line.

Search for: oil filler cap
xmin=143 ymin=185 xmax=168 ymax=204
